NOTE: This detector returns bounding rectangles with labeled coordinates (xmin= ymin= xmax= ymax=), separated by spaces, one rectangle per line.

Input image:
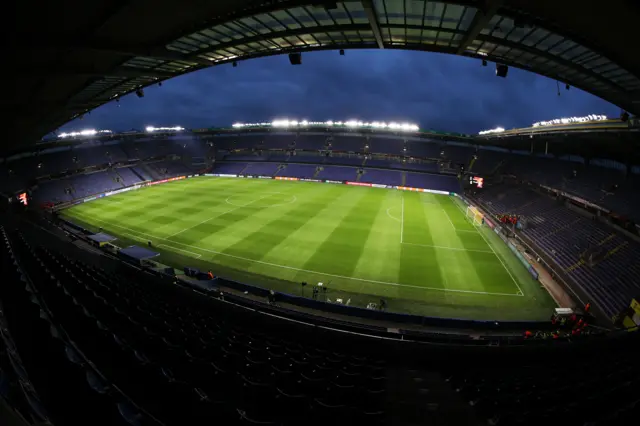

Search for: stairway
xmin=130 ymin=167 xmax=147 ymax=182
xmin=274 ymin=164 xmax=285 ymax=176
xmin=467 ymin=156 xmax=477 ymax=172
xmin=313 ymin=167 xmax=321 ymax=178
xmin=361 ymin=157 xmax=368 ymax=166
xmin=401 ymin=171 xmax=407 ymax=186
xmin=140 ymin=163 xmax=160 ymax=180
xmin=490 ymin=159 xmax=507 ymax=175
xmin=356 ymin=169 xmax=364 ymax=182
xmin=238 ymin=163 xmax=250 ymax=175
xmin=112 ymin=170 xmax=126 ymax=187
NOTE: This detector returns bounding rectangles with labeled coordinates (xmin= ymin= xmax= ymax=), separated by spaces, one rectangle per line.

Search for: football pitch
xmin=61 ymin=176 xmax=557 ymax=321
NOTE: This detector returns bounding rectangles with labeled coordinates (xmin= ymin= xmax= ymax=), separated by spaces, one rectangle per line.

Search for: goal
xmin=466 ymin=205 xmax=484 ymax=226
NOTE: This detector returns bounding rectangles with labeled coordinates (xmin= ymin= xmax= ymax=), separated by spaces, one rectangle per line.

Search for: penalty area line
xmin=69 ymin=213 xmax=522 ymax=297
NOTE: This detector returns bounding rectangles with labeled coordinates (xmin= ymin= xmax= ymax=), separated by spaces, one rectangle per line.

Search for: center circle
xmin=226 ymin=192 xmax=297 ymax=208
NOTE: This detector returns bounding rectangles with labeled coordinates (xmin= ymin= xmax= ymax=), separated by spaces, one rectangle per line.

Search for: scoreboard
xmin=18 ymin=192 xmax=28 ymax=206
xmin=469 ymin=176 xmax=484 ymax=188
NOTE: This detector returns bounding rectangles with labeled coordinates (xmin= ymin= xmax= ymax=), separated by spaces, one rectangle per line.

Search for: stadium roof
xmin=7 ymin=0 xmax=640 ymax=153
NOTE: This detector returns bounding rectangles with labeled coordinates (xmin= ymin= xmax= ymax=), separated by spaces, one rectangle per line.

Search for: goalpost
xmin=465 ymin=205 xmax=484 ymax=227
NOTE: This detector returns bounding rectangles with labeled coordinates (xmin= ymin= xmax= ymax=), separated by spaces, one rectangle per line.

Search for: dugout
xmin=118 ymin=245 xmax=160 ymax=267
xmin=87 ymin=232 xmax=117 ymax=248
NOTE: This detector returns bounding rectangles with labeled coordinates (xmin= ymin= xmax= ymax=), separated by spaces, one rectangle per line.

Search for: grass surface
xmin=61 ymin=177 xmax=556 ymax=321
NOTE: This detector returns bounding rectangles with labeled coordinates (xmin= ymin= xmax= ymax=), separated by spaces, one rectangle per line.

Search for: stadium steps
xmin=119 ymin=143 xmax=138 ymax=160
xmin=130 ymin=167 xmax=149 ymax=182
xmin=356 ymin=170 xmax=363 ymax=182
xmin=274 ymin=164 xmax=285 ymax=176
xmin=238 ymin=163 xmax=250 ymax=175
xmin=313 ymin=167 xmax=321 ymax=178
xmin=603 ymin=241 xmax=629 ymax=262
xmin=599 ymin=233 xmax=616 ymax=246
xmin=140 ymin=163 xmax=161 ymax=181
xmin=565 ymin=259 xmax=585 ymax=272
xmin=467 ymin=156 xmax=477 ymax=172
xmin=401 ymin=171 xmax=407 ymax=186
xmin=112 ymin=170 xmax=126 ymax=187
xmin=361 ymin=157 xmax=368 ymax=166
xmin=490 ymin=159 xmax=507 ymax=175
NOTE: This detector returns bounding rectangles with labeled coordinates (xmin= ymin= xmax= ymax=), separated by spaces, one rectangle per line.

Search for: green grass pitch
xmin=61 ymin=176 xmax=557 ymax=321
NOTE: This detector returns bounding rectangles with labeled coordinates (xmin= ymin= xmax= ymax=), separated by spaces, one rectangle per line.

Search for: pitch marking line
xmin=475 ymin=229 xmax=525 ymax=296
xmin=448 ymin=197 xmax=524 ymax=295
xmin=386 ymin=207 xmax=401 ymax=223
xmin=400 ymin=193 xmax=405 ymax=244
xmin=441 ymin=208 xmax=477 ymax=233
xmin=157 ymin=243 xmax=202 ymax=258
xmin=166 ymin=193 xmax=277 ymax=239
xmin=68 ymin=214 xmax=522 ymax=297
xmin=226 ymin=192 xmax=297 ymax=208
xmin=401 ymin=241 xmax=494 ymax=254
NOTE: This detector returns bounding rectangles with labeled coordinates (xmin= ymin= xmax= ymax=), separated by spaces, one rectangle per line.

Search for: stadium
xmin=3 ymin=1 xmax=640 ymax=426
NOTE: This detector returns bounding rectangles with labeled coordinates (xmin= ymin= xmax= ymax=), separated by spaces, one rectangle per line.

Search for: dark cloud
xmin=60 ymin=49 xmax=619 ymax=135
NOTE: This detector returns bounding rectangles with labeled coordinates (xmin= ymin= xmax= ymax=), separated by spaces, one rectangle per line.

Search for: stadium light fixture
xmin=478 ymin=127 xmax=505 ymax=135
xmin=58 ymin=129 xmax=112 ymax=138
xmin=231 ymin=119 xmax=419 ymax=132
xmin=145 ymin=126 xmax=185 ymax=132
xmin=532 ymin=114 xmax=607 ymax=127
xmin=496 ymin=64 xmax=508 ymax=78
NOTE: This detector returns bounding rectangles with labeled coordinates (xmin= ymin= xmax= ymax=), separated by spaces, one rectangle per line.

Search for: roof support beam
xmin=10 ymin=66 xmax=175 ymax=79
xmin=477 ymin=34 xmax=624 ymax=92
xmin=456 ymin=0 xmax=504 ymax=54
xmin=13 ymin=40 xmax=212 ymax=67
xmin=361 ymin=0 xmax=385 ymax=49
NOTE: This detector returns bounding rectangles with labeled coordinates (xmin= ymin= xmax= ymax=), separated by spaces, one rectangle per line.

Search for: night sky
xmin=59 ymin=49 xmax=620 ymax=135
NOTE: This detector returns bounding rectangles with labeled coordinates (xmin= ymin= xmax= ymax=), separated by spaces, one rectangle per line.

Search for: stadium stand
xmin=243 ymin=162 xmax=281 ymax=176
xmin=279 ymin=163 xmax=318 ymax=178
xmin=359 ymin=169 xmax=403 ymax=186
xmin=212 ymin=162 xmax=248 ymax=175
xmin=1 ymin=223 xmax=639 ymax=426
xmin=472 ymin=185 xmax=640 ymax=320
xmin=146 ymin=161 xmax=193 ymax=178
xmin=405 ymin=140 xmax=442 ymax=158
xmin=331 ymin=136 xmax=366 ymax=152
xmin=316 ymin=166 xmax=357 ymax=181
xmin=294 ymin=134 xmax=326 ymax=150
xmin=390 ymin=161 xmax=439 ymax=173
xmin=321 ymin=156 xmax=362 ymax=166
xmin=264 ymin=134 xmax=295 ymax=149
xmin=364 ymin=159 xmax=394 ymax=168
xmin=367 ymin=137 xmax=404 ymax=155
xmin=405 ymin=173 xmax=460 ymax=193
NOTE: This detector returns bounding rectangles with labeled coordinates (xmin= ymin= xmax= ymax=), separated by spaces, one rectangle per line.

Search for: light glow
xmin=532 ymin=114 xmax=607 ymax=127
xmin=145 ymin=126 xmax=185 ymax=132
xmin=232 ymin=119 xmax=419 ymax=132
xmin=58 ymin=129 xmax=112 ymax=138
xmin=478 ymin=127 xmax=505 ymax=135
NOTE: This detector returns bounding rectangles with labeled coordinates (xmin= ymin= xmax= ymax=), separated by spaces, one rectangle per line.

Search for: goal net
xmin=465 ymin=205 xmax=484 ymax=226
